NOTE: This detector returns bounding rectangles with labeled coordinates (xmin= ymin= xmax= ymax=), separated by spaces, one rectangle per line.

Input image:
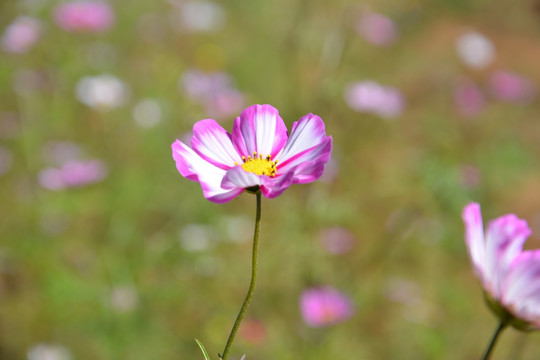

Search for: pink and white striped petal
xmin=484 ymin=214 xmax=530 ymax=298
xmin=260 ymin=171 xmax=294 ymax=199
xmin=277 ymin=114 xmax=331 ymax=169
xmin=232 ymin=104 xmax=288 ymax=158
xmin=222 ymin=166 xmax=263 ymax=189
xmin=191 ymin=119 xmax=242 ymax=170
xmin=462 ymin=203 xmax=486 ymax=282
xmin=280 ymin=137 xmax=333 ymax=184
xmin=502 ymin=251 xmax=540 ymax=328
xmin=172 ymin=140 xmax=243 ymax=203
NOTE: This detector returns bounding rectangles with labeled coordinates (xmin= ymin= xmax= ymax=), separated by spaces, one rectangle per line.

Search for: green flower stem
xmin=482 ymin=321 xmax=507 ymax=360
xmin=220 ymin=191 xmax=262 ymax=360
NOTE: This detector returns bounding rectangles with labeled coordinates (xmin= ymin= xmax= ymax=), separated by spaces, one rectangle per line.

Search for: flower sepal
xmin=484 ymin=292 xmax=535 ymax=332
xmin=244 ymin=186 xmax=260 ymax=195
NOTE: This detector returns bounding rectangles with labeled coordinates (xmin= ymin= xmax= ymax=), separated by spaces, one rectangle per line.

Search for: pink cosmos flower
xmin=463 ymin=203 xmax=540 ymax=330
xmin=1 ymin=17 xmax=42 ymax=54
xmin=300 ymin=286 xmax=354 ymax=327
xmin=171 ymin=104 xmax=332 ymax=203
xmin=53 ymin=1 xmax=114 ymax=33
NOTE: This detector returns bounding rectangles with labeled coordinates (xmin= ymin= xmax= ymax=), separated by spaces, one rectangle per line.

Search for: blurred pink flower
xmin=463 ymin=203 xmax=540 ymax=330
xmin=39 ymin=159 xmax=107 ymax=190
xmin=489 ymin=71 xmax=536 ymax=103
xmin=344 ymin=81 xmax=404 ymax=118
xmin=300 ymin=286 xmax=354 ymax=327
xmin=319 ymin=227 xmax=355 ymax=255
xmin=356 ymin=12 xmax=397 ymax=47
xmin=180 ymin=68 xmax=244 ymax=118
xmin=453 ymin=80 xmax=486 ymax=117
xmin=204 ymin=89 xmax=245 ymax=119
xmin=171 ymin=104 xmax=333 ymax=203
xmin=54 ymin=1 xmax=114 ymax=33
xmin=1 ymin=17 xmax=42 ymax=54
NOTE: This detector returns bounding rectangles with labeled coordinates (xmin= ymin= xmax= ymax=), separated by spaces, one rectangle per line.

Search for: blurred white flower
xmin=1 ymin=16 xmax=42 ymax=54
xmin=455 ymin=31 xmax=495 ymax=69
xmin=76 ymin=74 xmax=128 ymax=111
xmin=133 ymin=99 xmax=162 ymax=128
xmin=110 ymin=285 xmax=139 ymax=313
xmin=179 ymin=224 xmax=216 ymax=252
xmin=344 ymin=81 xmax=404 ymax=118
xmin=221 ymin=215 xmax=252 ymax=243
xmin=172 ymin=1 xmax=226 ymax=33
xmin=27 ymin=344 xmax=71 ymax=360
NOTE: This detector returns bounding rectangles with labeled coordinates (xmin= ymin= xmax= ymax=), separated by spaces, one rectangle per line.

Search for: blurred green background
xmin=2 ymin=0 xmax=540 ymax=359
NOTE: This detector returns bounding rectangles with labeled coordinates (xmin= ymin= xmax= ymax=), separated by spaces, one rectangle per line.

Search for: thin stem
xmin=482 ymin=321 xmax=507 ymax=360
xmin=220 ymin=192 xmax=262 ymax=360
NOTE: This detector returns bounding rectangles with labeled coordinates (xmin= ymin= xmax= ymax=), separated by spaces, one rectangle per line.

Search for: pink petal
xmin=276 ymin=113 xmax=331 ymax=171
xmin=221 ymin=166 xmax=263 ymax=189
xmin=288 ymin=138 xmax=332 ymax=184
xmin=260 ymin=171 xmax=294 ymax=199
xmin=171 ymin=140 xmax=243 ymax=203
xmin=462 ymin=203 xmax=486 ymax=283
xmin=484 ymin=214 xmax=531 ymax=298
xmin=232 ymin=104 xmax=288 ymax=158
xmin=501 ymin=251 xmax=540 ymax=327
xmin=190 ymin=119 xmax=242 ymax=170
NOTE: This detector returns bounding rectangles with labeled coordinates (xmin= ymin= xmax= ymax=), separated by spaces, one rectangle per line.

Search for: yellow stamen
xmin=240 ymin=153 xmax=278 ymax=177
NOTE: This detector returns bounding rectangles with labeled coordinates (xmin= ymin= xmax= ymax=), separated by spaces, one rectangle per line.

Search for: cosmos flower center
xmin=236 ymin=152 xmax=278 ymax=177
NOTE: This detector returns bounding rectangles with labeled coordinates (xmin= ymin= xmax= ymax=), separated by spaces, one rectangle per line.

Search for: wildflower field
xmin=2 ymin=0 xmax=540 ymax=359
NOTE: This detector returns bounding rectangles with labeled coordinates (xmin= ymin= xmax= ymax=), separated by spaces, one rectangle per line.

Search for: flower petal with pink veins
xmin=463 ymin=203 xmax=486 ymax=282
xmin=191 ymin=119 xmax=242 ymax=170
xmin=283 ymin=138 xmax=333 ymax=184
xmin=260 ymin=171 xmax=294 ymax=198
xmin=502 ymin=251 xmax=540 ymax=328
xmin=221 ymin=166 xmax=263 ymax=189
xmin=232 ymin=104 xmax=288 ymax=158
xmin=484 ymin=214 xmax=530 ymax=298
xmin=277 ymin=114 xmax=331 ymax=169
xmin=172 ymin=140 xmax=243 ymax=203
